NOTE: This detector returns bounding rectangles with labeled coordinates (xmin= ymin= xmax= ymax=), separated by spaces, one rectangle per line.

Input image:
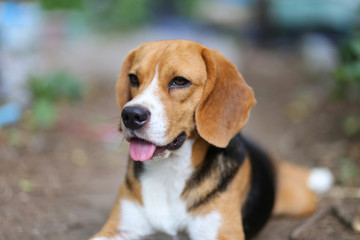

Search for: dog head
xmin=117 ymin=40 xmax=255 ymax=161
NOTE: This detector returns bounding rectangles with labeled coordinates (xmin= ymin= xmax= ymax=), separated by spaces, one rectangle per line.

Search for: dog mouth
xmin=129 ymin=132 xmax=186 ymax=162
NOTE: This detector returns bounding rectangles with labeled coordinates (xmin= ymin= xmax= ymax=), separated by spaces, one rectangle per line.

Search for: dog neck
xmin=142 ymin=139 xmax=196 ymax=175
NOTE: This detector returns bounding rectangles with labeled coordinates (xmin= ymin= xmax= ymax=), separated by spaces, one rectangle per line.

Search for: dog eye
xmin=169 ymin=77 xmax=191 ymax=89
xmin=128 ymin=74 xmax=139 ymax=87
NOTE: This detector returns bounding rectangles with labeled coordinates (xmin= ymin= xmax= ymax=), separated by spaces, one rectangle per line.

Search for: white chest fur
xmin=118 ymin=140 xmax=222 ymax=240
xmin=141 ymin=140 xmax=194 ymax=235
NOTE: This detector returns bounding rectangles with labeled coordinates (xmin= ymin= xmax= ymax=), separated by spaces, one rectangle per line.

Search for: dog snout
xmin=122 ymin=106 xmax=150 ymax=130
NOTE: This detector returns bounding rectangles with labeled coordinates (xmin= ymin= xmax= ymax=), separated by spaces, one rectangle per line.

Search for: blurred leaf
xmin=29 ymin=72 xmax=83 ymax=103
xmin=343 ymin=115 xmax=360 ymax=136
xmin=335 ymin=61 xmax=360 ymax=84
xmin=338 ymin=157 xmax=359 ymax=186
xmin=28 ymin=71 xmax=83 ymax=129
xmin=47 ymin=72 xmax=83 ymax=102
xmin=86 ymin=0 xmax=150 ymax=31
xmin=349 ymin=39 xmax=360 ymax=58
xmin=333 ymin=33 xmax=360 ymax=100
xmin=33 ymin=99 xmax=57 ymax=129
xmin=176 ymin=0 xmax=197 ymax=16
xmin=28 ymin=75 xmax=55 ymax=102
xmin=40 ymin=0 xmax=83 ymax=10
xmin=19 ymin=179 xmax=33 ymax=193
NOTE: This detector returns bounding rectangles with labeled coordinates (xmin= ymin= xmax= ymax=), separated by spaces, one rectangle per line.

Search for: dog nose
xmin=122 ymin=106 xmax=150 ymax=130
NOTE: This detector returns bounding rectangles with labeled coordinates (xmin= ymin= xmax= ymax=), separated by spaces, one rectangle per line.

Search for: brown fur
xmin=196 ymin=49 xmax=255 ymax=148
xmin=274 ymin=161 xmax=317 ymax=216
xmin=215 ymin=159 xmax=251 ymax=239
xmin=187 ymin=158 xmax=252 ymax=239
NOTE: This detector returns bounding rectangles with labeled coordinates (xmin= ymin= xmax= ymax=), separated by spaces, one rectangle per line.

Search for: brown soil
xmin=1 ymin=47 xmax=359 ymax=240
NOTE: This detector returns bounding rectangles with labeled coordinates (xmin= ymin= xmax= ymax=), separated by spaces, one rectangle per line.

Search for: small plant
xmin=334 ymin=33 xmax=360 ymax=101
xmin=338 ymin=157 xmax=359 ymax=186
xmin=40 ymin=0 xmax=83 ymax=10
xmin=27 ymin=71 xmax=83 ymax=129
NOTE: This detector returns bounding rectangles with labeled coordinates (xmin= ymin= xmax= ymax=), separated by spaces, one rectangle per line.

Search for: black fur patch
xmin=133 ymin=160 xmax=144 ymax=179
xmin=125 ymin=160 xmax=143 ymax=192
xmin=125 ymin=175 xmax=133 ymax=191
xmin=186 ymin=135 xmax=246 ymax=211
xmin=241 ymin=136 xmax=276 ymax=239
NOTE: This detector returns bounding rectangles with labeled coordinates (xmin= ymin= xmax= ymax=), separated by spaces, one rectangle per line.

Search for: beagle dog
xmin=90 ymin=40 xmax=333 ymax=240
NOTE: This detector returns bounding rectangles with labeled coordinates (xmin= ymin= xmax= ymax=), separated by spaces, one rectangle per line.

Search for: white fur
xmin=140 ymin=140 xmax=194 ymax=235
xmin=308 ymin=167 xmax=334 ymax=194
xmin=122 ymin=65 xmax=169 ymax=146
xmin=188 ymin=211 xmax=221 ymax=240
xmin=115 ymin=140 xmax=222 ymax=239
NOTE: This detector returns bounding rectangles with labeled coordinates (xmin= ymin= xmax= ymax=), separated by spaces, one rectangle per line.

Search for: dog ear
xmin=116 ymin=50 xmax=136 ymax=110
xmin=195 ymin=48 xmax=256 ymax=148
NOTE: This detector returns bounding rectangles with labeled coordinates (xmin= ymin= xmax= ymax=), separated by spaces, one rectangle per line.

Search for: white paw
xmin=308 ymin=167 xmax=334 ymax=194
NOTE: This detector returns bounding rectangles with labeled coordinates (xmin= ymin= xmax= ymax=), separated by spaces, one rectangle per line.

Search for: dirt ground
xmin=1 ymin=46 xmax=359 ymax=240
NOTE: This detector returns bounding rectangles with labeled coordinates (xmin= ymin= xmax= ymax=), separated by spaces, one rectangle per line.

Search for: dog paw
xmin=308 ymin=167 xmax=334 ymax=194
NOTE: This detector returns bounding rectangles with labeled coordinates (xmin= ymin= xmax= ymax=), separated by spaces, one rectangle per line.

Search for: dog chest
xmin=141 ymin=154 xmax=192 ymax=235
xmin=119 ymin=140 xmax=223 ymax=239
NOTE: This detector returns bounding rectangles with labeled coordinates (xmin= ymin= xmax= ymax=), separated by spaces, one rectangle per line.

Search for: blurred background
xmin=0 ymin=0 xmax=360 ymax=239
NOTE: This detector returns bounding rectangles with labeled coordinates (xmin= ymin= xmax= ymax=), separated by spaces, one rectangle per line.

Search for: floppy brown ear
xmin=116 ymin=50 xmax=136 ymax=110
xmin=195 ymin=48 xmax=256 ymax=148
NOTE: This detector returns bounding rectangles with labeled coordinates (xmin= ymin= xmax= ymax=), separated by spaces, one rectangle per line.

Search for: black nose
xmin=121 ymin=106 xmax=150 ymax=130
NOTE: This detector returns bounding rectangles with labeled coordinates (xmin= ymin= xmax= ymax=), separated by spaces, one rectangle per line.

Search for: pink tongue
xmin=129 ymin=139 xmax=157 ymax=161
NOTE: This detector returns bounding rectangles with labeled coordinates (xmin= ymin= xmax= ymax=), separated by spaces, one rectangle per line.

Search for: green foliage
xmin=27 ymin=72 xmax=83 ymax=129
xmin=338 ymin=157 xmax=359 ymax=186
xmin=40 ymin=0 xmax=83 ymax=10
xmin=29 ymin=72 xmax=83 ymax=102
xmin=32 ymin=98 xmax=57 ymax=129
xmin=334 ymin=34 xmax=360 ymax=100
xmin=86 ymin=0 xmax=150 ymax=31
xmin=39 ymin=0 xmax=201 ymax=32
xmin=342 ymin=115 xmax=360 ymax=136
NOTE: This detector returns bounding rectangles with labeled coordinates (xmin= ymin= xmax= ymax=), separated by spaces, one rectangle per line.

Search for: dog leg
xmin=188 ymin=213 xmax=245 ymax=240
xmin=90 ymin=184 xmax=154 ymax=240
xmin=273 ymin=161 xmax=333 ymax=217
